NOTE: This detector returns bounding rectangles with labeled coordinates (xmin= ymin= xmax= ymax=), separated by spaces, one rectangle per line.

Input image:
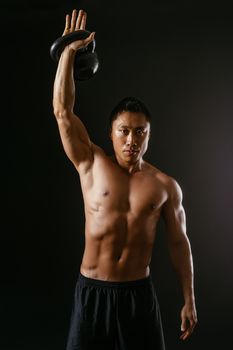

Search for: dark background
xmin=3 ymin=0 xmax=233 ymax=349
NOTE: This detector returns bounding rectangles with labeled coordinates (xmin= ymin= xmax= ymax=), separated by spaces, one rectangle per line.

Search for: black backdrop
xmin=3 ymin=1 xmax=233 ymax=349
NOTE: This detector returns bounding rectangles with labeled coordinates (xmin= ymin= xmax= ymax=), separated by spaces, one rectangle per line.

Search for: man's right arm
xmin=52 ymin=10 xmax=95 ymax=174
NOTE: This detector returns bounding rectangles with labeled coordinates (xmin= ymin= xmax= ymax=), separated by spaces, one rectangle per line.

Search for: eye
xmin=120 ymin=129 xmax=129 ymax=135
xmin=136 ymin=129 xmax=144 ymax=135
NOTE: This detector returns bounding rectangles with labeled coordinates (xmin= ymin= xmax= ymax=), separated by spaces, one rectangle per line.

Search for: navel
xmin=103 ymin=190 xmax=109 ymax=196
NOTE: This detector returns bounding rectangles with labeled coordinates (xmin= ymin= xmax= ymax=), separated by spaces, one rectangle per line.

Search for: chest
xmin=82 ymin=159 xmax=167 ymax=215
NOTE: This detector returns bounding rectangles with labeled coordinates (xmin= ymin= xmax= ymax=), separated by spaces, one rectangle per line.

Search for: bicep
xmin=162 ymin=179 xmax=187 ymax=244
xmin=56 ymin=111 xmax=93 ymax=171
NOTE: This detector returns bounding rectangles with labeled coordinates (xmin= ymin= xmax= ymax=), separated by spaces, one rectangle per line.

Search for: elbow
xmin=52 ymin=97 xmax=69 ymax=119
xmin=53 ymin=107 xmax=64 ymax=119
xmin=53 ymin=106 xmax=69 ymax=120
xmin=53 ymin=99 xmax=62 ymax=119
xmin=169 ymin=234 xmax=190 ymax=248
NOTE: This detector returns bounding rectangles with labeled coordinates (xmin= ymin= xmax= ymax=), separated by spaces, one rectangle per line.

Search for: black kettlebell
xmin=50 ymin=30 xmax=99 ymax=81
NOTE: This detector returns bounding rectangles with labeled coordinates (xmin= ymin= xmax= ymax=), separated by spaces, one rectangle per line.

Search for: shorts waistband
xmin=78 ymin=272 xmax=152 ymax=288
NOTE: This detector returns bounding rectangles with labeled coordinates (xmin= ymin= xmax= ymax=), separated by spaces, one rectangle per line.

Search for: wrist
xmin=184 ymin=295 xmax=195 ymax=306
xmin=63 ymin=45 xmax=76 ymax=54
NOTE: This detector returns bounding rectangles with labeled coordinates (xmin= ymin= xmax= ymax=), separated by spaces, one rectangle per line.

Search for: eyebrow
xmin=118 ymin=125 xmax=147 ymax=129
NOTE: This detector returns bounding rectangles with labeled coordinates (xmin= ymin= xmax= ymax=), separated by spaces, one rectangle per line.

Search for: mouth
xmin=123 ymin=150 xmax=139 ymax=156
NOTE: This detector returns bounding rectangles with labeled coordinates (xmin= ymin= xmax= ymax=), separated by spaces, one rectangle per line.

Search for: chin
xmin=124 ymin=155 xmax=140 ymax=163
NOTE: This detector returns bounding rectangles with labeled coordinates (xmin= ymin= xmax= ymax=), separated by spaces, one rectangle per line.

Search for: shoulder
xmin=91 ymin=143 xmax=116 ymax=166
xmin=92 ymin=143 xmax=105 ymax=154
xmin=144 ymin=162 xmax=183 ymax=200
xmin=76 ymin=143 xmax=106 ymax=175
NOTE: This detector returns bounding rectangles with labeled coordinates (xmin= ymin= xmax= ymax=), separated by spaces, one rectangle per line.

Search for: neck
xmin=112 ymin=154 xmax=144 ymax=174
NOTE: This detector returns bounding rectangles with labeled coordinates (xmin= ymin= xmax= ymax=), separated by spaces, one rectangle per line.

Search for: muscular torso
xmin=79 ymin=146 xmax=169 ymax=281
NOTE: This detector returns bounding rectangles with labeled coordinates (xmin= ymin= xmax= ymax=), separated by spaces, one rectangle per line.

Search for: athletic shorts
xmin=65 ymin=272 xmax=166 ymax=350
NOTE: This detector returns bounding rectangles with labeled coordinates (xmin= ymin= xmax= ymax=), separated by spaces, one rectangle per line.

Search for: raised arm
xmin=162 ymin=178 xmax=197 ymax=340
xmin=53 ymin=9 xmax=96 ymax=173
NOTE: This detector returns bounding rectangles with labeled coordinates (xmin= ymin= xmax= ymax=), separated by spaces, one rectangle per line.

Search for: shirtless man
xmin=53 ymin=9 xmax=197 ymax=350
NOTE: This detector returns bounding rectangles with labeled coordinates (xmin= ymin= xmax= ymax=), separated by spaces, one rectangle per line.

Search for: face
xmin=110 ymin=111 xmax=151 ymax=164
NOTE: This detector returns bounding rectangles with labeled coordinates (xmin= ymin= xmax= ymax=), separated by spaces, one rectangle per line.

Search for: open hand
xmin=62 ymin=9 xmax=95 ymax=52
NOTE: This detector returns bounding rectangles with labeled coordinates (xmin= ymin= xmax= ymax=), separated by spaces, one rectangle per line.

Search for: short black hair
xmin=109 ymin=96 xmax=151 ymax=129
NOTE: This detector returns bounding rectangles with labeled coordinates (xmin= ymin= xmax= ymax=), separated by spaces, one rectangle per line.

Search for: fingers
xmin=179 ymin=304 xmax=197 ymax=341
xmin=75 ymin=9 xmax=82 ymax=30
xmin=62 ymin=9 xmax=88 ymax=37
xmin=71 ymin=9 xmax=87 ymax=31
xmin=80 ymin=11 xmax=87 ymax=30
xmin=181 ymin=317 xmax=187 ymax=332
xmin=65 ymin=14 xmax=70 ymax=30
xmin=180 ymin=330 xmax=190 ymax=341
xmin=180 ymin=317 xmax=188 ymax=340
xmin=180 ymin=318 xmax=197 ymax=341
xmin=62 ymin=14 xmax=70 ymax=35
xmin=86 ymin=32 xmax=95 ymax=42
xmin=70 ymin=9 xmax=78 ymax=31
xmin=180 ymin=323 xmax=195 ymax=340
xmin=82 ymin=32 xmax=95 ymax=49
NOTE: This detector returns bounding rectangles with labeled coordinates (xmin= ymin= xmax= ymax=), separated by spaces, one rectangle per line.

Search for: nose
xmin=126 ymin=132 xmax=137 ymax=147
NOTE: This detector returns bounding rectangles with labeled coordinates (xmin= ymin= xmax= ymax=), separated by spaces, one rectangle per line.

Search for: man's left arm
xmin=162 ymin=177 xmax=198 ymax=340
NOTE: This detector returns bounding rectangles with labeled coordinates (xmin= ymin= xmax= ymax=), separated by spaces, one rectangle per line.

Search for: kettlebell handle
xmin=50 ymin=30 xmax=96 ymax=62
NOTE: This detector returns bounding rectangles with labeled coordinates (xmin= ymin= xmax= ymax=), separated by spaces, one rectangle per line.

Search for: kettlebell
xmin=50 ymin=30 xmax=99 ymax=81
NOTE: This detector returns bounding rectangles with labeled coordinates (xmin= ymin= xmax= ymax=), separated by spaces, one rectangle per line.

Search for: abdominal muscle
xmin=80 ymin=210 xmax=158 ymax=282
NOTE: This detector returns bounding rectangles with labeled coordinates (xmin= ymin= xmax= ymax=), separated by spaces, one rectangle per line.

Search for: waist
xmin=78 ymin=271 xmax=153 ymax=288
xmin=80 ymin=260 xmax=151 ymax=281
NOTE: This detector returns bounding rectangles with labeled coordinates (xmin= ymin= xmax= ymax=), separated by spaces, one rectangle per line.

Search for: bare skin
xmin=53 ymin=9 xmax=197 ymax=341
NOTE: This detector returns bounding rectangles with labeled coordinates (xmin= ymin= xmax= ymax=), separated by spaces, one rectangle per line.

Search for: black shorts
xmin=65 ymin=272 xmax=166 ymax=350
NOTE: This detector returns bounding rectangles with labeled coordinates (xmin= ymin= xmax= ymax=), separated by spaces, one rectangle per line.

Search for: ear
xmin=109 ymin=127 xmax=113 ymax=140
xmin=148 ymin=126 xmax=151 ymax=140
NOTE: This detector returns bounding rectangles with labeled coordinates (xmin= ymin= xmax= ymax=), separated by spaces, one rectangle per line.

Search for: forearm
xmin=169 ymin=237 xmax=195 ymax=305
xmin=53 ymin=46 xmax=76 ymax=114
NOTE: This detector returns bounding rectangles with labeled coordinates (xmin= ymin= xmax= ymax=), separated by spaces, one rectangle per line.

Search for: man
xmin=53 ymin=8 xmax=197 ymax=350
